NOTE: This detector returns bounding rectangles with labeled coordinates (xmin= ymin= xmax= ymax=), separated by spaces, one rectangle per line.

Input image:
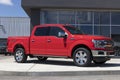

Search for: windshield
xmin=64 ymin=26 xmax=83 ymax=35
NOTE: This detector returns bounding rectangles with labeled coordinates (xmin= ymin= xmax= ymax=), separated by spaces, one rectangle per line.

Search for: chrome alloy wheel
xmin=15 ymin=50 xmax=23 ymax=62
xmin=75 ymin=51 xmax=87 ymax=65
xmin=73 ymin=48 xmax=92 ymax=67
xmin=14 ymin=48 xmax=27 ymax=63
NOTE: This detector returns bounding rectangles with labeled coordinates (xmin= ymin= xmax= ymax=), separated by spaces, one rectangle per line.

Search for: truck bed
xmin=7 ymin=36 xmax=30 ymax=54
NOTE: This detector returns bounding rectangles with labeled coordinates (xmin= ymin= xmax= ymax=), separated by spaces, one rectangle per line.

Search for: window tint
xmin=49 ymin=27 xmax=65 ymax=37
xmin=34 ymin=27 xmax=49 ymax=36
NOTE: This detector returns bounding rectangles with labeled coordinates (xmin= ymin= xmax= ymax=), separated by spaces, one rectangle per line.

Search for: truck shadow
xmin=93 ymin=63 xmax=120 ymax=67
xmin=26 ymin=59 xmax=120 ymax=67
xmin=26 ymin=60 xmax=75 ymax=66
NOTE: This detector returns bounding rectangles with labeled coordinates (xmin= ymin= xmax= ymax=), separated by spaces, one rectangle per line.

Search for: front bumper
xmin=92 ymin=50 xmax=114 ymax=57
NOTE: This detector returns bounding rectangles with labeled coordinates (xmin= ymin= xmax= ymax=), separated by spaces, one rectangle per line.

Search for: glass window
xmin=94 ymin=26 xmax=100 ymax=36
xmin=64 ymin=26 xmax=83 ymax=34
xmin=94 ymin=26 xmax=110 ymax=37
xmin=49 ymin=27 xmax=65 ymax=37
xmin=59 ymin=11 xmax=75 ymax=24
xmin=94 ymin=12 xmax=110 ymax=24
xmin=76 ymin=11 xmax=93 ymax=24
xmin=40 ymin=10 xmax=57 ymax=24
xmin=40 ymin=10 xmax=120 ymax=37
xmin=112 ymin=26 xmax=120 ymax=34
xmin=76 ymin=25 xmax=92 ymax=34
xmin=111 ymin=12 xmax=120 ymax=25
xmin=34 ymin=27 xmax=50 ymax=36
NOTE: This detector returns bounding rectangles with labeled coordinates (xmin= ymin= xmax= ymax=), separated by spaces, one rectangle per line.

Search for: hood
xmin=73 ymin=34 xmax=111 ymax=40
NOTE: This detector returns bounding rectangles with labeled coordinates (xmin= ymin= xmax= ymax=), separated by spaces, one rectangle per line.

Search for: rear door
xmin=30 ymin=27 xmax=49 ymax=55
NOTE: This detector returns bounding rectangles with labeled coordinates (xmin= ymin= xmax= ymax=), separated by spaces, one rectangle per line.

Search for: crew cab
xmin=7 ymin=24 xmax=114 ymax=67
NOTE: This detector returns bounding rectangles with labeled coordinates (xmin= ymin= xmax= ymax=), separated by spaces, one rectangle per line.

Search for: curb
xmin=0 ymin=70 xmax=120 ymax=76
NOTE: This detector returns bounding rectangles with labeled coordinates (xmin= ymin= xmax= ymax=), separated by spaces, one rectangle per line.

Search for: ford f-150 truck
xmin=7 ymin=24 xmax=114 ymax=67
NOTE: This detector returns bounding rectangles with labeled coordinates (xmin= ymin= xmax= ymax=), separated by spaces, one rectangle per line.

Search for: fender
xmin=68 ymin=40 xmax=94 ymax=57
xmin=11 ymin=40 xmax=29 ymax=54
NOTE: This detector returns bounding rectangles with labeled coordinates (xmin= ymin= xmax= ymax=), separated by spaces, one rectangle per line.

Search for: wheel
xmin=73 ymin=48 xmax=92 ymax=67
xmin=37 ymin=56 xmax=48 ymax=62
xmin=14 ymin=48 xmax=27 ymax=63
xmin=93 ymin=60 xmax=106 ymax=64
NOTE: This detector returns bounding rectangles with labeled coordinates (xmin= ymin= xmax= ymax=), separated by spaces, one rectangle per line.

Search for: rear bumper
xmin=92 ymin=50 xmax=114 ymax=57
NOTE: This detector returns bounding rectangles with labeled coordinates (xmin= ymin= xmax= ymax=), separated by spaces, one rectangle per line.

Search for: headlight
xmin=92 ymin=40 xmax=107 ymax=48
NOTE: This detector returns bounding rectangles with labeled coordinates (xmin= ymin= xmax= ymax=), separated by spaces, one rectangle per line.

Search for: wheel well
xmin=14 ymin=44 xmax=25 ymax=52
xmin=71 ymin=44 xmax=92 ymax=58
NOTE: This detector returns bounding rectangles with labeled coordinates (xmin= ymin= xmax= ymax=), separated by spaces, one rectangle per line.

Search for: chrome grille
xmin=104 ymin=40 xmax=114 ymax=51
xmin=105 ymin=47 xmax=114 ymax=51
xmin=104 ymin=40 xmax=114 ymax=48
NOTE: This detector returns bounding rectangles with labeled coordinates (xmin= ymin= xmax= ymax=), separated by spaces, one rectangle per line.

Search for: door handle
xmin=31 ymin=40 xmax=35 ymax=42
xmin=47 ymin=39 xmax=51 ymax=42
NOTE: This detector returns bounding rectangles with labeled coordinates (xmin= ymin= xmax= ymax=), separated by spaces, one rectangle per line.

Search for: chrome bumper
xmin=92 ymin=50 xmax=114 ymax=57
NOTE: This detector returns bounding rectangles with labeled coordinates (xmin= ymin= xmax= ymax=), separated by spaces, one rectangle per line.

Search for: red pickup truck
xmin=7 ymin=24 xmax=114 ymax=67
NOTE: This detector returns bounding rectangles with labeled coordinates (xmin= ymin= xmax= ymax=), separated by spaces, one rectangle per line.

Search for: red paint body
xmin=7 ymin=24 xmax=112 ymax=57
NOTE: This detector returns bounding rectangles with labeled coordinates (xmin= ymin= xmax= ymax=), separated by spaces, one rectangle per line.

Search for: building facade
xmin=0 ymin=17 xmax=30 ymax=39
xmin=22 ymin=0 xmax=120 ymax=41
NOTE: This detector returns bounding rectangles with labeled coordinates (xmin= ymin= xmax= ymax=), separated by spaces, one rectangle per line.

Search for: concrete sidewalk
xmin=1 ymin=56 xmax=120 ymax=76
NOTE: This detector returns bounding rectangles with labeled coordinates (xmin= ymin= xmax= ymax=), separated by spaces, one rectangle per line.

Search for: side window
xmin=34 ymin=27 xmax=49 ymax=36
xmin=49 ymin=27 xmax=65 ymax=37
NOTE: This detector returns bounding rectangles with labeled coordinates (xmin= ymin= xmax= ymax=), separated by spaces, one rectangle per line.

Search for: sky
xmin=0 ymin=0 xmax=28 ymax=17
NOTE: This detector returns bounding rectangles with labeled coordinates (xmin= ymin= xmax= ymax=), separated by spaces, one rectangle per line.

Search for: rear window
xmin=34 ymin=27 xmax=49 ymax=36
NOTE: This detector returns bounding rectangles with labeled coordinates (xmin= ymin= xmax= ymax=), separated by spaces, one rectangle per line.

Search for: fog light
xmin=98 ymin=51 xmax=104 ymax=55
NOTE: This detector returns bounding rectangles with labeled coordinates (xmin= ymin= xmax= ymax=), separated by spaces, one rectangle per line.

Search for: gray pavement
xmin=0 ymin=54 xmax=12 ymax=60
xmin=0 ymin=75 xmax=120 ymax=80
xmin=1 ymin=55 xmax=120 ymax=76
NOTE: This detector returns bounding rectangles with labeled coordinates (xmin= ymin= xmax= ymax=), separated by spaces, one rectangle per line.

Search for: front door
xmin=46 ymin=27 xmax=68 ymax=56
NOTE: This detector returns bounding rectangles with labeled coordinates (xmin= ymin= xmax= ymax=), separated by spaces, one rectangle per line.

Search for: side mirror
xmin=58 ymin=32 xmax=67 ymax=38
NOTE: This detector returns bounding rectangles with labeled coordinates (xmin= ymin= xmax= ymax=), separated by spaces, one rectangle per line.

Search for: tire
xmin=14 ymin=48 xmax=27 ymax=63
xmin=73 ymin=48 xmax=92 ymax=67
xmin=93 ymin=60 xmax=106 ymax=64
xmin=37 ymin=56 xmax=48 ymax=62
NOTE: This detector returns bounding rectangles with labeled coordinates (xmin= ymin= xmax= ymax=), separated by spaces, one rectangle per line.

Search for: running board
xmin=28 ymin=54 xmax=70 ymax=58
